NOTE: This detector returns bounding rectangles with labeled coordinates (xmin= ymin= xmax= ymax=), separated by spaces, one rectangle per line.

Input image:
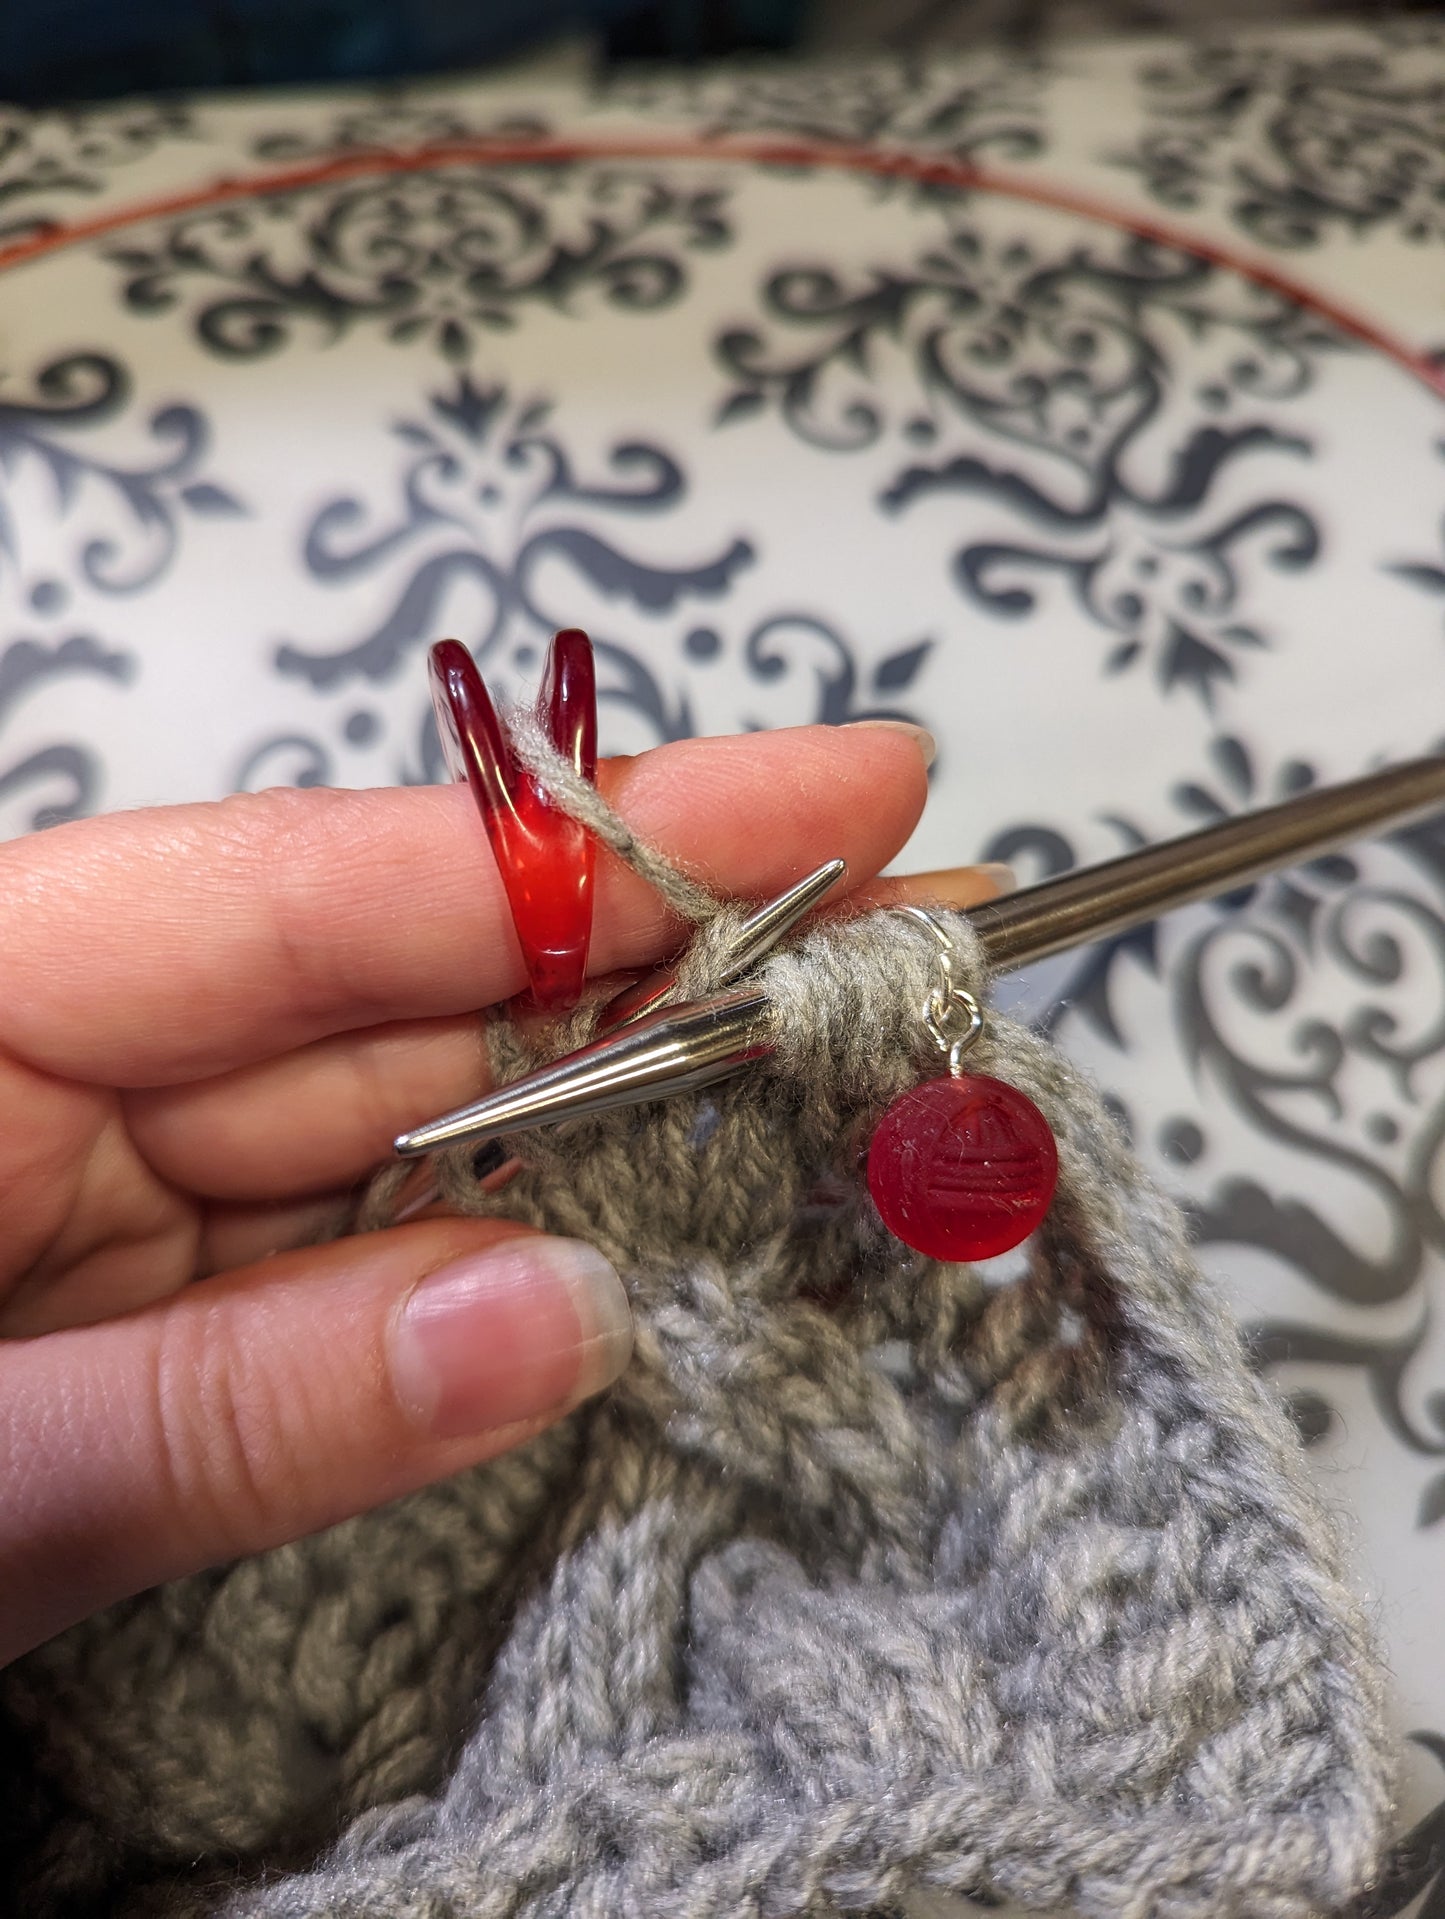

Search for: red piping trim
xmin=1 ymin=131 xmax=1440 ymax=397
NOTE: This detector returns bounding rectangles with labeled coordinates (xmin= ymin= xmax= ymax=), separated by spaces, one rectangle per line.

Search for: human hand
xmin=0 ymin=722 xmax=1007 ymax=1665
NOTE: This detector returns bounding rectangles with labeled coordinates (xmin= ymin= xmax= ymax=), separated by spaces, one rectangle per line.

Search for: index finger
xmin=0 ymin=724 xmax=932 ymax=1086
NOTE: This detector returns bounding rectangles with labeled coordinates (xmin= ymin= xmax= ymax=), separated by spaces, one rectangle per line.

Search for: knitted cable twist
xmin=0 ymin=720 xmax=1394 ymax=1918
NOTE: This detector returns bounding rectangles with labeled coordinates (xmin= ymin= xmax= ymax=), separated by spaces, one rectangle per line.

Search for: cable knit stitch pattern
xmin=0 ymin=748 xmax=1395 ymax=1917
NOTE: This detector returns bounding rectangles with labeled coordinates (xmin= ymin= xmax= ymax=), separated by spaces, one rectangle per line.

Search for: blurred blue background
xmin=0 ymin=0 xmax=808 ymax=104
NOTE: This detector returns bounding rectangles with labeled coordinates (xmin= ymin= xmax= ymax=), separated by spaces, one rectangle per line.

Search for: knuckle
xmin=210 ymin=788 xmax=364 ymax=1012
xmin=148 ymin=1298 xmax=321 ymax=1554
xmin=209 ymin=782 xmax=346 ymax=845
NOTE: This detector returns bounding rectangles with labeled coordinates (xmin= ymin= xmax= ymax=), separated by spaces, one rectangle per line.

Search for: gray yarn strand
xmin=506 ymin=709 xmax=720 ymax=927
xmin=0 ymin=765 xmax=1395 ymax=1919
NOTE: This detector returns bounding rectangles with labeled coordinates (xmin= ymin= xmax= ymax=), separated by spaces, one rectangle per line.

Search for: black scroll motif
xmin=1112 ymin=35 xmax=1445 ymax=248
xmin=0 ymin=351 xmax=245 ymax=829
xmin=394 ymin=605 xmax=934 ymax=788
xmin=718 ymin=226 xmax=1335 ymax=706
xmin=106 ymin=165 xmax=732 ymax=364
xmin=273 ymin=376 xmax=754 ymax=719
xmin=603 ymin=52 xmax=1046 ymax=163
xmin=248 ymin=98 xmax=552 ymax=164
xmin=1175 ymin=877 xmax=1445 ymax=1311
xmin=0 ymin=98 xmax=193 ymax=245
xmin=271 ymin=378 xmax=936 ymax=771
xmin=1392 ymin=487 xmax=1445 ymax=630
xmin=1252 ymin=1312 xmax=1445 ymax=1529
xmin=1040 ymin=737 xmax=1445 ymax=1311
xmin=232 ymin=734 xmax=335 ymax=794
xmin=738 ymin=615 xmax=936 ymax=730
xmin=1185 ymin=762 xmax=1445 ymax=1541
xmin=1007 ymin=734 xmax=1445 ymax=1552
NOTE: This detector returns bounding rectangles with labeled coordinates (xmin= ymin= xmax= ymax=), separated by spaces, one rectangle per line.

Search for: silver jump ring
xmin=895 ymin=904 xmax=954 ymax=952
xmin=925 ymin=986 xmax=984 ymax=1074
xmin=897 ymin=905 xmax=985 ymax=1076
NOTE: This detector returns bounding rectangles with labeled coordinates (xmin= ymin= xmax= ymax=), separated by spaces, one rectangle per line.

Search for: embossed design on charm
xmin=866 ymin=908 xmax=1058 ymax=1262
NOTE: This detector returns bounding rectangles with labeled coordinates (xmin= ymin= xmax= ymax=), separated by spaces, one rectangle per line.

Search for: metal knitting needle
xmin=391 ymin=859 xmax=844 ymax=1166
xmin=596 ymin=855 xmax=846 ymax=1031
xmin=393 ymin=751 xmax=1445 ymax=1160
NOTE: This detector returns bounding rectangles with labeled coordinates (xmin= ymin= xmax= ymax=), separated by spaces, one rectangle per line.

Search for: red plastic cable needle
xmin=429 ymin=630 xmax=598 ymax=1010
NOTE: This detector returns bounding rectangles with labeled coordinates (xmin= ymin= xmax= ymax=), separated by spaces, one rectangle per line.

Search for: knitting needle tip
xmin=393 ymin=986 xmax=777 ymax=1157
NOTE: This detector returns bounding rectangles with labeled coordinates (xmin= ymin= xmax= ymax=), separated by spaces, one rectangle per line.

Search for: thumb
xmin=0 ymin=1221 xmax=631 ymax=1665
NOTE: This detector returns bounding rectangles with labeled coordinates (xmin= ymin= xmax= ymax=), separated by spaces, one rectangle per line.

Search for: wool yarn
xmin=0 ymin=737 xmax=1395 ymax=1918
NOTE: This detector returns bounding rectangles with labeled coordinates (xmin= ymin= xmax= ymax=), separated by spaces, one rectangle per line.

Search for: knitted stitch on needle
xmin=0 ymin=725 xmax=1394 ymax=1917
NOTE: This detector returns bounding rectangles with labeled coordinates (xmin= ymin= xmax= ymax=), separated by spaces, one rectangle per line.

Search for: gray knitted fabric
xmin=0 ymin=744 xmax=1395 ymax=1918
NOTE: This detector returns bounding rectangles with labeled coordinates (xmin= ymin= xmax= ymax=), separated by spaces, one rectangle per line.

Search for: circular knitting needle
xmin=596 ymin=856 xmax=847 ymax=1031
xmin=391 ymin=860 xmax=846 ymax=1160
xmin=394 ymin=751 xmax=1445 ymax=1160
xmin=967 ymin=753 xmax=1445 ymax=971
xmin=394 ymin=988 xmax=777 ymax=1157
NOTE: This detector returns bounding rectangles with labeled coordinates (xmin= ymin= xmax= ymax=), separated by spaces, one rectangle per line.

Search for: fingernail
xmin=390 ymin=1238 xmax=633 ymax=1440
xmin=977 ymin=862 xmax=1018 ymax=893
xmin=847 ymin=719 xmax=936 ymax=768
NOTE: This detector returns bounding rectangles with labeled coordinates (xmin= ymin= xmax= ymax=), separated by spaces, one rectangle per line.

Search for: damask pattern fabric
xmin=1 ymin=16 xmax=1444 ymax=1915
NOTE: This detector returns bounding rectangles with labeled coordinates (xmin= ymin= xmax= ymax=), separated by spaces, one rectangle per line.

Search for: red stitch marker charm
xmin=864 ymin=907 xmax=1058 ymax=1263
xmin=866 ymin=1072 xmax=1058 ymax=1263
xmin=429 ymin=630 xmax=598 ymax=1010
